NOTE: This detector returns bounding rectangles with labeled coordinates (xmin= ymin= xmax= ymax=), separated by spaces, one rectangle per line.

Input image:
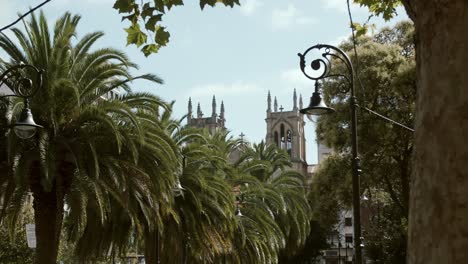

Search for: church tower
xmin=187 ymin=96 xmax=226 ymax=135
xmin=265 ymin=89 xmax=307 ymax=176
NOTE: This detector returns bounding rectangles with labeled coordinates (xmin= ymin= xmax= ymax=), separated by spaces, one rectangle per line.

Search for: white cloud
xmin=271 ymin=4 xmax=317 ymax=30
xmin=295 ymin=16 xmax=316 ymax=25
xmin=281 ymin=68 xmax=312 ymax=87
xmin=319 ymin=0 xmax=364 ymax=13
xmin=320 ymin=0 xmax=347 ymax=12
xmin=189 ymin=81 xmax=261 ymax=97
xmin=239 ymin=0 xmax=263 ymax=16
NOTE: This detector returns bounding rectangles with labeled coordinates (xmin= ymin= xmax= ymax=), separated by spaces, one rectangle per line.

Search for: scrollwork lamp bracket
xmin=298 ymin=44 xmax=362 ymax=264
xmin=0 ymin=63 xmax=44 ymax=139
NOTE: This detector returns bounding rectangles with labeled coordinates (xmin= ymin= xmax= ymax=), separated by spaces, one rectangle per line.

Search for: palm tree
xmin=147 ymin=114 xmax=236 ymax=264
xmin=224 ymin=173 xmax=286 ymax=264
xmin=0 ymin=12 xmax=177 ymax=264
xmin=65 ymin=106 xmax=179 ymax=262
xmin=228 ymin=141 xmax=311 ymax=263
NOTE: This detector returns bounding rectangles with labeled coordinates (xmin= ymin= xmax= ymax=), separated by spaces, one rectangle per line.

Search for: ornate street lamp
xmin=298 ymin=44 xmax=363 ymax=264
xmin=0 ymin=63 xmax=43 ymax=139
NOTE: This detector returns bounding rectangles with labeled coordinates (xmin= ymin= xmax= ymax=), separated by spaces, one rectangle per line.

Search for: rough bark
xmin=31 ymin=178 xmax=63 ymax=264
xmin=399 ymin=154 xmax=410 ymax=217
xmin=406 ymin=0 xmax=468 ymax=263
xmin=144 ymin=229 xmax=159 ymax=264
xmin=30 ymin=160 xmax=73 ymax=264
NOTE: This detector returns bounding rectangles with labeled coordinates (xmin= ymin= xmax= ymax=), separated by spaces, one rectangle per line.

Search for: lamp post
xmin=0 ymin=63 xmax=43 ymax=139
xmin=298 ymin=44 xmax=363 ymax=264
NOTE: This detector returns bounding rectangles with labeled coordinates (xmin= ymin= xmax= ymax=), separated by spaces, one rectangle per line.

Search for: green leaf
xmin=141 ymin=3 xmax=156 ymax=19
xmin=165 ymin=0 xmax=184 ymax=10
xmin=154 ymin=0 xmax=165 ymax=13
xmin=200 ymin=0 xmax=240 ymax=9
xmin=141 ymin=44 xmax=160 ymax=57
xmin=155 ymin=26 xmax=170 ymax=46
xmin=121 ymin=12 xmax=139 ymax=23
xmin=353 ymin=0 xmax=401 ymax=21
xmin=351 ymin=22 xmax=368 ymax=38
xmin=113 ymin=0 xmax=135 ymax=13
xmin=221 ymin=0 xmax=240 ymax=8
xmin=145 ymin=14 xmax=163 ymax=31
xmin=200 ymin=0 xmax=216 ymax=9
xmin=125 ymin=24 xmax=148 ymax=47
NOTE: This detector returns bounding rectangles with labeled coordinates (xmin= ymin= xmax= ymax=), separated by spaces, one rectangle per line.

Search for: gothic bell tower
xmin=265 ymin=89 xmax=307 ymax=175
xmin=187 ymin=96 xmax=226 ymax=135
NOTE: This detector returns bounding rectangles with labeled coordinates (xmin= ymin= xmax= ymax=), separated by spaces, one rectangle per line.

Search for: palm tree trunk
xmin=144 ymin=229 xmax=159 ymax=264
xmin=30 ymin=160 xmax=72 ymax=264
xmin=32 ymin=180 xmax=64 ymax=264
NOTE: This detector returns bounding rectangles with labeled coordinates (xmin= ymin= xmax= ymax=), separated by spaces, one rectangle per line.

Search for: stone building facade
xmin=187 ymin=95 xmax=226 ymax=135
xmin=265 ymin=89 xmax=308 ymax=176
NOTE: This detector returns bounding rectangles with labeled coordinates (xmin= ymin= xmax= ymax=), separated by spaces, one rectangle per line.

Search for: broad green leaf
xmin=141 ymin=44 xmax=159 ymax=57
xmin=353 ymin=0 xmax=401 ymax=21
xmin=165 ymin=0 xmax=184 ymax=10
xmin=145 ymin=14 xmax=163 ymax=31
xmin=200 ymin=0 xmax=216 ymax=9
xmin=154 ymin=0 xmax=165 ymax=13
xmin=200 ymin=0 xmax=240 ymax=9
xmin=122 ymin=12 xmax=139 ymax=23
xmin=351 ymin=22 xmax=368 ymax=37
xmin=125 ymin=24 xmax=148 ymax=47
xmin=141 ymin=3 xmax=156 ymax=19
xmin=113 ymin=0 xmax=135 ymax=13
xmin=155 ymin=26 xmax=170 ymax=46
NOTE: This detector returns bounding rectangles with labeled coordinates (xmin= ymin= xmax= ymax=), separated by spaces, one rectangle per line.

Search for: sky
xmin=0 ymin=0 xmax=407 ymax=164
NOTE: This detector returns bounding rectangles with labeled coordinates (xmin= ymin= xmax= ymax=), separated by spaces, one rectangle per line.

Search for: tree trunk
xmin=406 ymin=0 xmax=468 ymax=263
xmin=144 ymin=229 xmax=159 ymax=264
xmin=30 ymin=159 xmax=72 ymax=264
xmin=32 ymin=179 xmax=63 ymax=264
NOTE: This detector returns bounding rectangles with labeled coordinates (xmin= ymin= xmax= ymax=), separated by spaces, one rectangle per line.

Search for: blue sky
xmin=0 ymin=0 xmax=406 ymax=164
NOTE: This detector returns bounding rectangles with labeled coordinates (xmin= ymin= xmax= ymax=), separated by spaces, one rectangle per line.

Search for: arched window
xmin=280 ymin=124 xmax=285 ymax=149
xmin=274 ymin=131 xmax=279 ymax=147
xmin=287 ymin=129 xmax=292 ymax=156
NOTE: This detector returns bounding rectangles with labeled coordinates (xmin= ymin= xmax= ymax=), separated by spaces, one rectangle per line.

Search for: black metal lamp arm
xmin=0 ymin=63 xmax=43 ymax=100
xmin=298 ymin=44 xmax=362 ymax=264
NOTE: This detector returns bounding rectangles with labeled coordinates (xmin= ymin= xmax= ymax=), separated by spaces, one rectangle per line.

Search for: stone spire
xmin=220 ymin=100 xmax=225 ymax=120
xmin=299 ymin=94 xmax=303 ymax=110
xmin=188 ymin=97 xmax=193 ymax=123
xmin=274 ymin=96 xmax=278 ymax=112
xmin=197 ymin=102 xmax=203 ymax=118
xmin=267 ymin=91 xmax=272 ymax=113
xmin=293 ymin=88 xmax=298 ymax=111
xmin=212 ymin=95 xmax=217 ymax=118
